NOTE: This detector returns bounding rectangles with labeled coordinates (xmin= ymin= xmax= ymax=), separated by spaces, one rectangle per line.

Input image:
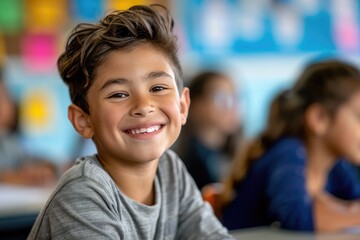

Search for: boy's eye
xmin=150 ymin=86 xmax=167 ymax=92
xmin=108 ymin=92 xmax=128 ymax=98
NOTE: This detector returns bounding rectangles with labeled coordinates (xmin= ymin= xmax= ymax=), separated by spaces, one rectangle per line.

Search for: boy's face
xmin=71 ymin=44 xmax=189 ymax=164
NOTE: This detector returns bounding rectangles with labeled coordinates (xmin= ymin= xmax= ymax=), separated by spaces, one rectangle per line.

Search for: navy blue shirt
xmin=221 ymin=138 xmax=360 ymax=231
xmin=181 ymin=136 xmax=224 ymax=190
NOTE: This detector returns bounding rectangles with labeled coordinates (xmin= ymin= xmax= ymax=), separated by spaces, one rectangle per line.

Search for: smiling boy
xmin=27 ymin=4 xmax=233 ymax=240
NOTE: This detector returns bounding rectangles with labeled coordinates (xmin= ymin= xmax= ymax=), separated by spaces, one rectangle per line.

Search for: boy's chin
xmin=132 ymin=151 xmax=165 ymax=164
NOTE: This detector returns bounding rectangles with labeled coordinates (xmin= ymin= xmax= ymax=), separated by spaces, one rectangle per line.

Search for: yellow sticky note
xmin=20 ymin=89 xmax=55 ymax=133
xmin=107 ymin=0 xmax=150 ymax=11
xmin=25 ymin=0 xmax=67 ymax=32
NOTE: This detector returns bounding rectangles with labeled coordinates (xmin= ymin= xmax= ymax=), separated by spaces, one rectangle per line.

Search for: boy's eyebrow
xmin=100 ymin=78 xmax=128 ymax=90
xmin=147 ymin=71 xmax=173 ymax=80
xmin=100 ymin=71 xmax=174 ymax=90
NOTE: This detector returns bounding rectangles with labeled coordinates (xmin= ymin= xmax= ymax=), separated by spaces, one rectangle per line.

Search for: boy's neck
xmin=99 ymin=155 xmax=159 ymax=206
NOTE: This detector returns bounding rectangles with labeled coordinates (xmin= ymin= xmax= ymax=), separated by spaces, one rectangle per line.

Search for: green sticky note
xmin=0 ymin=0 xmax=23 ymax=33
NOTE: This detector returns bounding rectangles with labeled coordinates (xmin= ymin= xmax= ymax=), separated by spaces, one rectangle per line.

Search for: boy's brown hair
xmin=58 ymin=4 xmax=183 ymax=114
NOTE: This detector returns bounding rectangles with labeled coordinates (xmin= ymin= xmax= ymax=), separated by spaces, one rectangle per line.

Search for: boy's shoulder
xmin=158 ymin=149 xmax=183 ymax=172
xmin=59 ymin=155 xmax=113 ymax=189
xmin=65 ymin=154 xmax=101 ymax=176
xmin=62 ymin=150 xmax=183 ymax=181
xmin=160 ymin=148 xmax=179 ymax=162
xmin=57 ymin=150 xmax=185 ymax=191
xmin=148 ymin=149 xmax=188 ymax=189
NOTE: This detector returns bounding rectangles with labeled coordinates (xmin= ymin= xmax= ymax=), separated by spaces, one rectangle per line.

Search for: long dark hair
xmin=220 ymin=59 xmax=360 ymax=207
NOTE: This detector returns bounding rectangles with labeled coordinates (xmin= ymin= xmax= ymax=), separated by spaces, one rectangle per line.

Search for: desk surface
xmin=0 ymin=184 xmax=54 ymax=238
xmin=0 ymin=184 xmax=53 ymax=217
xmin=231 ymin=227 xmax=360 ymax=240
xmin=1 ymin=185 xmax=360 ymax=239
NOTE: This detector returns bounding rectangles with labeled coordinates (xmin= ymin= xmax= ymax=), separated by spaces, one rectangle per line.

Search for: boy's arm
xmin=175 ymin=158 xmax=234 ymax=240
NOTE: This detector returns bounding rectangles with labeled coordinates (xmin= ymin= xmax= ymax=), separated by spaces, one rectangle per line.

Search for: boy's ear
xmin=68 ymin=104 xmax=94 ymax=138
xmin=179 ymin=87 xmax=190 ymax=125
xmin=305 ymin=103 xmax=329 ymax=137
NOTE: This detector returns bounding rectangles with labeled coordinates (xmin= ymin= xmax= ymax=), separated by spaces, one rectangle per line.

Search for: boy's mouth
xmin=126 ymin=125 xmax=162 ymax=135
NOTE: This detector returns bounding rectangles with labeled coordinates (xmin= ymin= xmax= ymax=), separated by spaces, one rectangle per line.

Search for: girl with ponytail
xmin=221 ymin=59 xmax=360 ymax=232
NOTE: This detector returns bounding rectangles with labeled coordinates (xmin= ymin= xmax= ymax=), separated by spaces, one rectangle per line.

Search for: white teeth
xmin=129 ymin=125 xmax=160 ymax=134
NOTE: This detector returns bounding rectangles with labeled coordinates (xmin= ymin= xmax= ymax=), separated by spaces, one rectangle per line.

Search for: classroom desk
xmin=2 ymin=185 xmax=359 ymax=239
xmin=0 ymin=184 xmax=53 ymax=215
xmin=230 ymin=226 xmax=360 ymax=240
xmin=0 ymin=184 xmax=53 ymax=239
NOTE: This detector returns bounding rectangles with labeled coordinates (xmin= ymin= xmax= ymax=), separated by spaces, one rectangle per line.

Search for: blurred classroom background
xmin=0 ymin=0 xmax=359 ymax=166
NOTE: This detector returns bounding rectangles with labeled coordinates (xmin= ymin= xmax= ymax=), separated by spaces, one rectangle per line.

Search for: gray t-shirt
xmin=27 ymin=149 xmax=233 ymax=240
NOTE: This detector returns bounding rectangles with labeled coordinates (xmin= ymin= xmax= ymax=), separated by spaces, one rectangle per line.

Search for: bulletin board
xmin=178 ymin=0 xmax=360 ymax=136
xmin=0 ymin=0 xmax=169 ymax=163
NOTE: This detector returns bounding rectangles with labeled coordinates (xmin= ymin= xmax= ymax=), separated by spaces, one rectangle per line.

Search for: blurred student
xmin=220 ymin=59 xmax=360 ymax=232
xmin=174 ymin=71 xmax=242 ymax=190
xmin=28 ymin=5 xmax=233 ymax=239
xmin=0 ymin=75 xmax=57 ymax=186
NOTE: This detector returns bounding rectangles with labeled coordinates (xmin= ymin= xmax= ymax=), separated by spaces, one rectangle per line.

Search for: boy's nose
xmin=129 ymin=95 xmax=155 ymax=117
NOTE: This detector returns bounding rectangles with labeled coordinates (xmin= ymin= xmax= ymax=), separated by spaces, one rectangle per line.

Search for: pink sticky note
xmin=333 ymin=20 xmax=359 ymax=51
xmin=22 ymin=33 xmax=57 ymax=73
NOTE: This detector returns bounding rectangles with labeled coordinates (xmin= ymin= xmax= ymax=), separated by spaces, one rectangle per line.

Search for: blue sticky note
xmin=71 ymin=0 xmax=104 ymax=22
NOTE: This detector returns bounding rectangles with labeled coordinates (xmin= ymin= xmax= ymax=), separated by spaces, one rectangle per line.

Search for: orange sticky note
xmin=107 ymin=0 xmax=150 ymax=11
xmin=25 ymin=0 xmax=66 ymax=32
